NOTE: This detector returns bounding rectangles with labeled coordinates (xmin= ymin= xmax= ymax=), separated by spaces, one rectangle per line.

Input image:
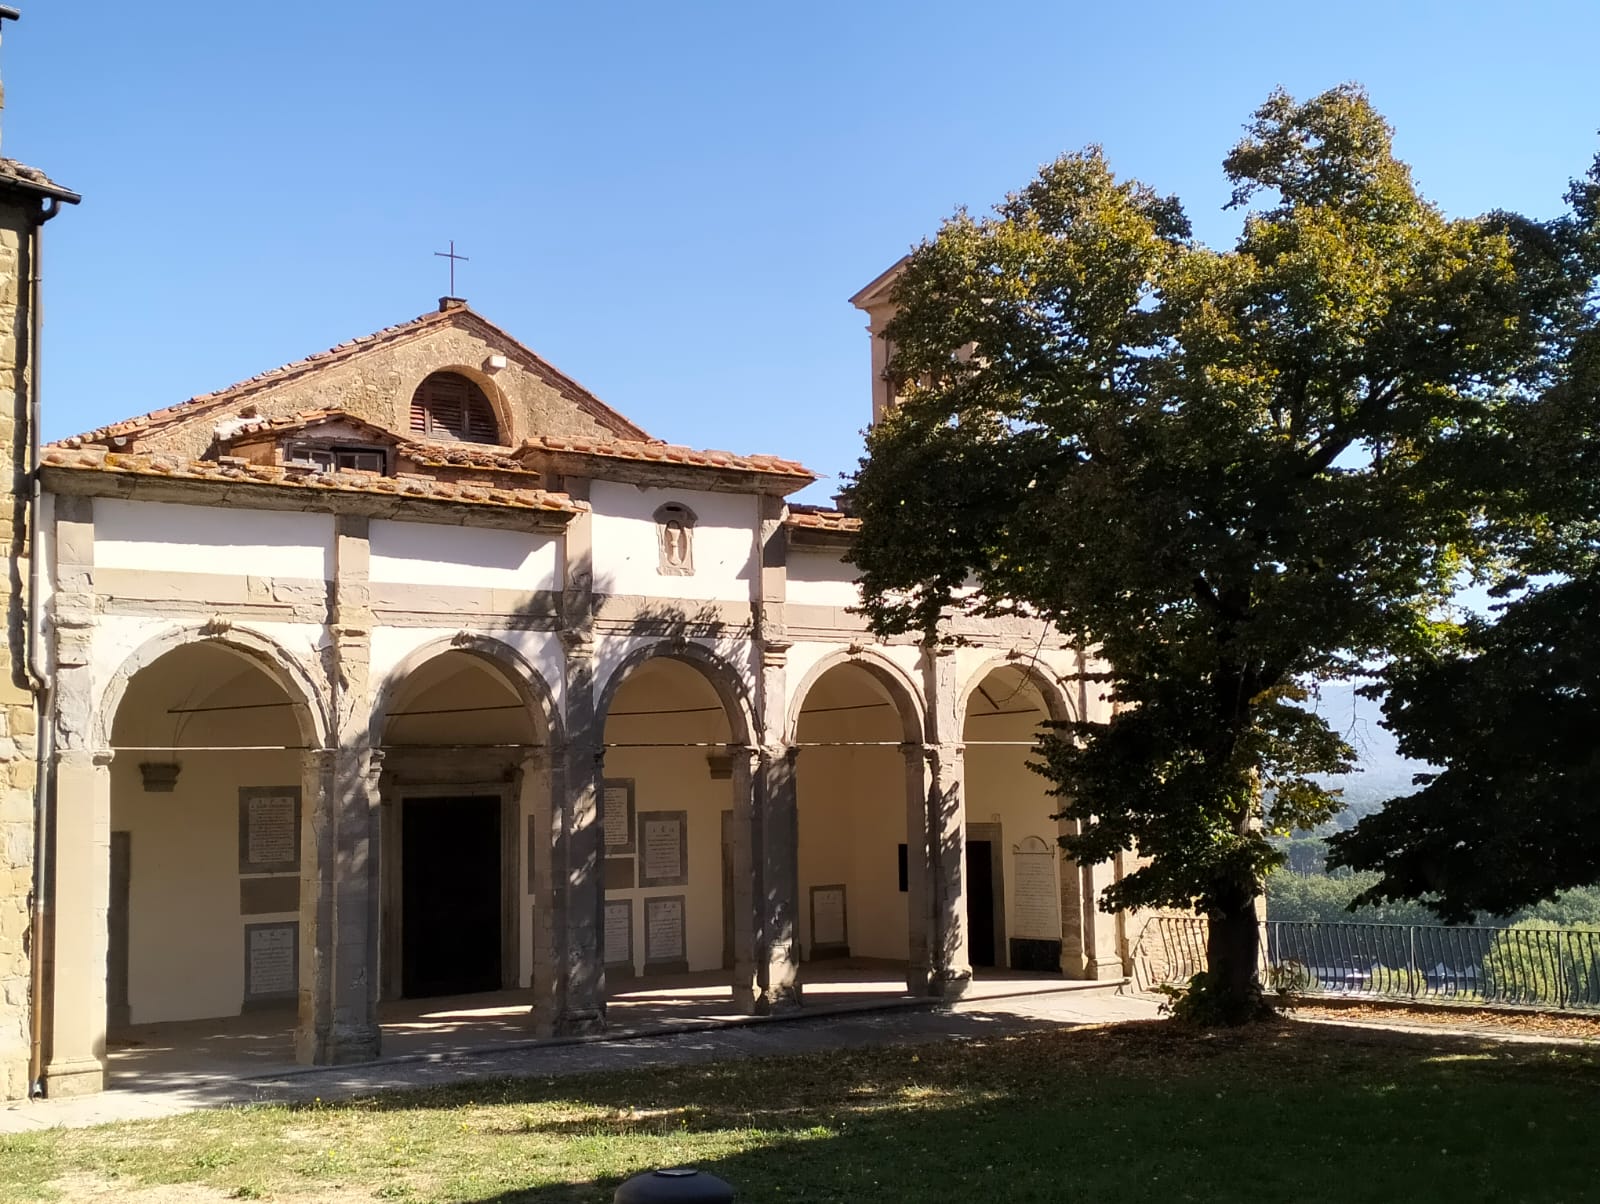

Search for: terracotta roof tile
xmin=785 ymin=503 xmax=860 ymax=533
xmin=520 ymin=435 xmax=814 ymax=480
xmin=0 ymin=158 xmax=79 ymax=203
xmin=40 ymin=447 xmax=583 ymax=515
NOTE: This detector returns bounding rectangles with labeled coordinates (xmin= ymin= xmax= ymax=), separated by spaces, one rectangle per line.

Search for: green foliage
xmin=1157 ymin=971 xmax=1277 ymax=1025
xmin=846 ymin=85 xmax=1552 ymax=1015
xmin=1265 ymin=865 xmax=1437 ymax=925
xmin=1329 ymin=152 xmax=1600 ymax=921
xmin=1479 ymin=920 xmax=1598 ymax=1007
xmin=1327 ymin=576 xmax=1600 ymax=921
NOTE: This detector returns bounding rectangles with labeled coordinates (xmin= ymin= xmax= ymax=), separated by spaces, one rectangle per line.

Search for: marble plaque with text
xmin=604 ymin=900 xmax=634 ymax=969
xmin=602 ymin=779 xmax=636 ymax=854
xmin=1011 ymin=836 xmax=1062 ymax=941
xmin=243 ymin=921 xmax=298 ymax=1004
xmin=810 ymin=884 xmax=848 ymax=951
xmin=238 ymin=787 xmax=301 ymax=874
xmin=638 ymin=810 xmax=688 ymax=887
xmin=644 ymin=894 xmax=687 ymax=967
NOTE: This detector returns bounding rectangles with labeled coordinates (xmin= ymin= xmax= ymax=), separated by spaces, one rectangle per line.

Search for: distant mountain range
xmin=1299 ymin=679 xmax=1429 ymax=829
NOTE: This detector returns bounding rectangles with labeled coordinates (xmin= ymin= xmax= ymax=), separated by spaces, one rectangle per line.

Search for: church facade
xmin=3 ymin=265 xmax=1134 ymax=1099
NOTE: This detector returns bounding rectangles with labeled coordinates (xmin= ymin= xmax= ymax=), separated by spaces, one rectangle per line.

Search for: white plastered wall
xmin=589 ymin=483 xmax=757 ymax=603
xmin=785 ymin=548 xmax=862 ymax=609
xmin=368 ymin=520 xmax=562 ymax=592
xmin=94 ymin=499 xmax=334 ymax=579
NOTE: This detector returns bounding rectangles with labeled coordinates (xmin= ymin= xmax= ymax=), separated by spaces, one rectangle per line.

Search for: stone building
xmin=0 ymin=9 xmax=79 ymax=1100
xmin=0 ymin=278 xmax=1139 ymax=1100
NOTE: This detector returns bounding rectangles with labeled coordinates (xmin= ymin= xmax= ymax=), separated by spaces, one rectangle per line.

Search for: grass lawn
xmin=2 ymin=1019 xmax=1597 ymax=1203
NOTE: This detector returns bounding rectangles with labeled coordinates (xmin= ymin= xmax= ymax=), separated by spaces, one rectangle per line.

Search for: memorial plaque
xmin=1011 ymin=835 xmax=1062 ymax=941
xmin=638 ymin=810 xmax=688 ymax=887
xmin=810 ymin=884 xmax=848 ymax=955
xmin=238 ymin=787 xmax=301 ymax=874
xmin=602 ymin=779 xmax=636 ymax=853
xmin=243 ymin=921 xmax=298 ymax=1004
xmin=644 ymin=894 xmax=687 ymax=972
xmin=604 ymin=900 xmax=634 ymax=969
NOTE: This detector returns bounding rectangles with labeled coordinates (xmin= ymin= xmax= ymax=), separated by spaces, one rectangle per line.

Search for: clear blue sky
xmin=8 ymin=1 xmax=1599 ymax=503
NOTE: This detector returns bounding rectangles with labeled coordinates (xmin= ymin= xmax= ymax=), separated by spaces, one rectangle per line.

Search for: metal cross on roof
xmin=434 ymin=240 xmax=468 ymax=297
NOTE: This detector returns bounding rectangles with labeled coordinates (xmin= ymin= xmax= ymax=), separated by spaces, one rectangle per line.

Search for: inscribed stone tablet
xmin=604 ymin=900 xmax=634 ymax=968
xmin=811 ymin=885 xmax=847 ymax=948
xmin=638 ymin=811 xmax=687 ymax=887
xmin=1011 ymin=836 xmax=1062 ymax=942
xmin=244 ymin=921 xmax=298 ymax=1002
xmin=238 ymin=787 xmax=301 ymax=874
xmin=644 ymin=895 xmax=686 ymax=963
xmin=602 ymin=779 xmax=635 ymax=852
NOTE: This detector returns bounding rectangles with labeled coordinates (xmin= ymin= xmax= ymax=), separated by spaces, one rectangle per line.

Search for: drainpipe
xmin=25 ymin=195 xmax=62 ymax=1097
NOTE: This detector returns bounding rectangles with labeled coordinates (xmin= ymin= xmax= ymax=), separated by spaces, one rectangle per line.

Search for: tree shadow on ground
xmin=297 ymin=1020 xmax=1600 ymax=1204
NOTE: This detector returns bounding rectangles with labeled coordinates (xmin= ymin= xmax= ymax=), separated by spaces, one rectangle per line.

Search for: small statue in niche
xmin=654 ymin=502 xmax=697 ymax=576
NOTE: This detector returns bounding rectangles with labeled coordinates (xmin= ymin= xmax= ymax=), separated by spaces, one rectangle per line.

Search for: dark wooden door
xmin=965 ymin=840 xmax=997 ymax=968
xmin=108 ymin=831 xmax=131 ymax=1029
xmin=401 ymin=795 xmax=501 ymax=998
xmin=721 ymin=810 xmax=735 ymax=971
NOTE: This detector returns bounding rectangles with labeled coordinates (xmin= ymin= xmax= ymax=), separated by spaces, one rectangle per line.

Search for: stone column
xmin=41 ymin=494 xmax=107 ymax=1097
xmin=296 ymin=515 xmax=380 ymax=1064
xmin=925 ymin=741 xmax=971 ymax=999
xmin=41 ymin=748 xmax=110 ymax=1097
xmin=750 ymin=741 xmax=799 ymax=1012
xmin=521 ymin=746 xmax=558 ymax=1033
xmin=919 ymin=644 xmax=970 ymax=999
xmin=901 ymin=742 xmax=933 ymax=995
xmin=747 ymin=498 xmax=799 ymax=1012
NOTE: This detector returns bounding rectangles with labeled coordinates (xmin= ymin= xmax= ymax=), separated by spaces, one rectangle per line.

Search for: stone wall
xmin=127 ymin=320 xmax=633 ymax=461
xmin=0 ymin=195 xmax=38 ymax=1101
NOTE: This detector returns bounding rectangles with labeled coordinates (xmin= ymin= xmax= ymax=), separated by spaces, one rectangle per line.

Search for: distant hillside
xmin=1298 ymin=679 xmax=1430 ymax=831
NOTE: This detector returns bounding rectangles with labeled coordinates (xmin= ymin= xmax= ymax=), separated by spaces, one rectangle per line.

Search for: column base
xmin=554 ymin=1009 xmax=605 ymax=1037
xmin=929 ymin=968 xmax=973 ymax=1003
xmin=295 ymin=1023 xmax=382 ymax=1066
xmin=1082 ymin=955 xmax=1127 ymax=981
xmin=43 ymin=1056 xmax=106 ymax=1098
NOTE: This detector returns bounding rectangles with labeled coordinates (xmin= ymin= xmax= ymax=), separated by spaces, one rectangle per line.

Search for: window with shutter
xmin=408 ymin=372 xmax=501 ymax=443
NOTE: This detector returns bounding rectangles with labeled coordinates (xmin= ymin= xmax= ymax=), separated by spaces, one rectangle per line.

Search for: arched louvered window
xmin=408 ymin=371 xmax=500 ymax=443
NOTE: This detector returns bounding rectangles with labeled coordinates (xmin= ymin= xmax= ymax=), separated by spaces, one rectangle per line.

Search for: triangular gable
xmin=55 ymin=304 xmax=654 ymax=460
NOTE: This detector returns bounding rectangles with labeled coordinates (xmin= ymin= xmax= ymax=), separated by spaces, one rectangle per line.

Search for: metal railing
xmin=1133 ymin=916 xmax=1600 ymax=1012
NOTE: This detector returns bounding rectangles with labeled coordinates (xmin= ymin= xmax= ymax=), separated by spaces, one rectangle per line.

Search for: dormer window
xmin=288 ymin=443 xmax=389 ymax=474
xmin=409 ymin=372 xmax=500 ymax=443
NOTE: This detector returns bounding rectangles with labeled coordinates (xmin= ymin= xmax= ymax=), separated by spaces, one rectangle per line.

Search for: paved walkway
xmin=0 ymin=982 xmax=1156 ymax=1133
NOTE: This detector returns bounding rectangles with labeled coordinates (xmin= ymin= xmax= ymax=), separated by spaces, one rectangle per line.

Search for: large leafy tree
xmin=845 ymin=86 xmax=1545 ymax=1021
xmin=1328 ymin=156 xmax=1600 ymax=919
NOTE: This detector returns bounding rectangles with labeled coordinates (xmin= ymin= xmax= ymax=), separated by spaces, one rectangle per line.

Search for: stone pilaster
xmin=748 ymin=497 xmax=799 ymax=1011
xmin=296 ymin=515 xmax=381 ymax=1064
xmin=556 ymin=477 xmax=603 ymax=1033
xmin=520 ymin=746 xmax=558 ymax=1033
xmin=41 ymin=748 xmax=110 ymax=1097
xmin=39 ymin=495 xmax=106 ymax=1097
xmin=901 ymin=742 xmax=933 ymax=995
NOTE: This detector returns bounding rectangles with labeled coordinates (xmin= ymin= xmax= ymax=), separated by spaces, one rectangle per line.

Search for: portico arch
xmin=96 ymin=630 xmax=327 ymax=1043
xmin=789 ymin=652 xmax=929 ymax=997
xmin=593 ymin=640 xmax=754 ymax=1012
xmin=369 ymin=638 xmax=558 ymax=1003
xmin=960 ymin=656 xmax=1088 ymax=975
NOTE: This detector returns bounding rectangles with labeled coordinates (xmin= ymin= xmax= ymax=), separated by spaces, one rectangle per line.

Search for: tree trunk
xmin=1206 ymin=895 xmax=1266 ymax=1024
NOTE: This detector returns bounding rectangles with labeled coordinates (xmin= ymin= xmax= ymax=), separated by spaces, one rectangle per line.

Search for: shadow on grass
xmin=296 ymin=1019 xmax=1600 ymax=1204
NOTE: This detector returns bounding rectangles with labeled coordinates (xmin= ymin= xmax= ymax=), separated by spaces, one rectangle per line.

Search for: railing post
xmin=1407 ymin=926 xmax=1418 ymax=1000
